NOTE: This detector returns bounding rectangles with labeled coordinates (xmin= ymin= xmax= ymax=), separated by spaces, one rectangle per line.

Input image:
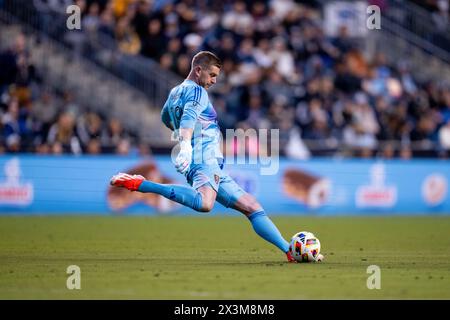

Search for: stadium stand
xmin=1 ymin=0 xmax=449 ymax=158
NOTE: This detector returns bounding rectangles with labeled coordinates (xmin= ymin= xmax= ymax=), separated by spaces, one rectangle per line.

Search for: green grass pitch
xmin=0 ymin=215 xmax=449 ymax=299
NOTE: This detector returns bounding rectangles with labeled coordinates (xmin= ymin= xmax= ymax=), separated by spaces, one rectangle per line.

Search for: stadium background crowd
xmin=1 ymin=0 xmax=450 ymax=159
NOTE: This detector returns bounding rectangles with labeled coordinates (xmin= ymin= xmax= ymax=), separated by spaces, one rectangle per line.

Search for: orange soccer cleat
xmin=286 ymin=249 xmax=297 ymax=263
xmin=110 ymin=173 xmax=145 ymax=191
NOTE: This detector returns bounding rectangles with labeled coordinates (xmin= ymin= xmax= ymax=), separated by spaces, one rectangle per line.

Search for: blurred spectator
xmin=439 ymin=119 xmax=450 ymax=155
xmin=379 ymin=142 xmax=395 ymax=159
xmin=269 ymin=37 xmax=295 ymax=79
xmin=399 ymin=144 xmax=413 ymax=160
xmin=82 ymin=2 xmax=101 ymax=34
xmin=284 ymin=125 xmax=311 ymax=160
xmin=35 ymin=142 xmax=50 ymax=154
xmin=31 ymin=90 xmax=59 ymax=134
xmin=115 ymin=17 xmax=141 ymax=55
xmin=159 ymin=52 xmax=175 ymax=71
xmin=175 ymin=54 xmax=191 ymax=78
xmin=2 ymin=96 xmax=35 ymax=152
xmin=47 ymin=112 xmax=82 ymax=154
xmin=253 ymin=38 xmax=274 ymax=69
xmin=243 ymin=93 xmax=270 ymax=130
xmin=101 ymin=117 xmax=130 ymax=152
xmin=86 ymin=138 xmax=102 ymax=154
xmin=331 ymin=25 xmax=354 ymax=55
xmin=77 ymin=111 xmax=104 ymax=150
xmin=140 ymin=18 xmax=165 ymax=60
xmin=137 ymin=141 xmax=153 ymax=156
xmin=221 ymin=1 xmax=254 ymax=36
xmin=115 ymin=137 xmax=131 ymax=155
xmin=0 ymin=34 xmax=34 ymax=95
xmin=431 ymin=0 xmax=449 ymax=31
xmin=98 ymin=5 xmax=115 ymax=38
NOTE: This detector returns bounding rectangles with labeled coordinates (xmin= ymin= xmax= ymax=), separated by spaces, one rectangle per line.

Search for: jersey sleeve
xmin=160 ymin=99 xmax=173 ymax=130
xmin=179 ymin=86 xmax=209 ymax=130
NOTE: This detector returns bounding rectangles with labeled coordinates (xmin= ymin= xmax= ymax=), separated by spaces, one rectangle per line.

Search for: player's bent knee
xmin=198 ymin=203 xmax=214 ymax=213
xmin=249 ymin=201 xmax=263 ymax=213
xmin=197 ymin=186 xmax=216 ymax=213
xmin=233 ymin=193 xmax=263 ymax=216
xmin=198 ymin=197 xmax=214 ymax=212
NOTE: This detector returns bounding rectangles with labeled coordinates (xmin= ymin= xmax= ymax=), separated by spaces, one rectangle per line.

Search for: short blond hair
xmin=191 ymin=51 xmax=222 ymax=69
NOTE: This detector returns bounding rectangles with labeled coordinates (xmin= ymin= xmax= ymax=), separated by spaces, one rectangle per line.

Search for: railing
xmin=373 ymin=18 xmax=450 ymax=83
xmin=384 ymin=0 xmax=450 ymax=61
xmin=316 ymin=0 xmax=450 ymax=78
xmin=381 ymin=15 xmax=450 ymax=66
xmin=1 ymin=0 xmax=183 ymax=110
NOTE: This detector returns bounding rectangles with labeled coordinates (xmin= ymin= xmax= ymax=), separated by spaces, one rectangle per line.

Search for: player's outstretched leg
xmin=110 ymin=173 xmax=214 ymax=212
xmin=248 ymin=210 xmax=296 ymax=262
xmin=228 ymin=193 xmax=294 ymax=262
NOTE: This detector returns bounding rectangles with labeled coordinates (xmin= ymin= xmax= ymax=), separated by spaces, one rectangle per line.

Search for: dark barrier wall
xmin=0 ymin=155 xmax=449 ymax=215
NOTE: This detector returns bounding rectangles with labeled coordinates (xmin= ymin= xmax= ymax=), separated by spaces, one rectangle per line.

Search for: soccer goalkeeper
xmin=111 ymin=51 xmax=298 ymax=262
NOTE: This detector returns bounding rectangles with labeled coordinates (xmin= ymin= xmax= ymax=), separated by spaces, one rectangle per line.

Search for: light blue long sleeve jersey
xmin=161 ymin=79 xmax=223 ymax=165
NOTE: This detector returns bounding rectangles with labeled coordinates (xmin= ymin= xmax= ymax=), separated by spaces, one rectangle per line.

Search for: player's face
xmin=197 ymin=65 xmax=220 ymax=89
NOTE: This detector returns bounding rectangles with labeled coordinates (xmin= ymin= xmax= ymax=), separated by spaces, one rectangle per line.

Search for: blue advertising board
xmin=0 ymin=155 xmax=449 ymax=215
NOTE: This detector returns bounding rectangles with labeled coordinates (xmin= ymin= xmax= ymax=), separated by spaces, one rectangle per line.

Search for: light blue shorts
xmin=186 ymin=159 xmax=246 ymax=208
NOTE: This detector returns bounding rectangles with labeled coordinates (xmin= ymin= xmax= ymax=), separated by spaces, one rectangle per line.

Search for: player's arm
xmin=179 ymin=86 xmax=208 ymax=131
xmin=178 ymin=127 xmax=193 ymax=142
xmin=161 ymin=100 xmax=174 ymax=131
xmin=174 ymin=86 xmax=208 ymax=174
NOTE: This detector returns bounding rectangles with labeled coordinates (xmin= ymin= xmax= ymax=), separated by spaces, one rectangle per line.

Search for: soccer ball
xmin=289 ymin=231 xmax=322 ymax=262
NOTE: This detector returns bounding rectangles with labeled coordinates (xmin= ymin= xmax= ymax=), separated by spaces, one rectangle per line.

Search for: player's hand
xmin=175 ymin=140 xmax=192 ymax=174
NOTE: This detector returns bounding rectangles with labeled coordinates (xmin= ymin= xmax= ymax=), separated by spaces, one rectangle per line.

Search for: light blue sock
xmin=248 ymin=210 xmax=290 ymax=253
xmin=138 ymin=181 xmax=203 ymax=211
